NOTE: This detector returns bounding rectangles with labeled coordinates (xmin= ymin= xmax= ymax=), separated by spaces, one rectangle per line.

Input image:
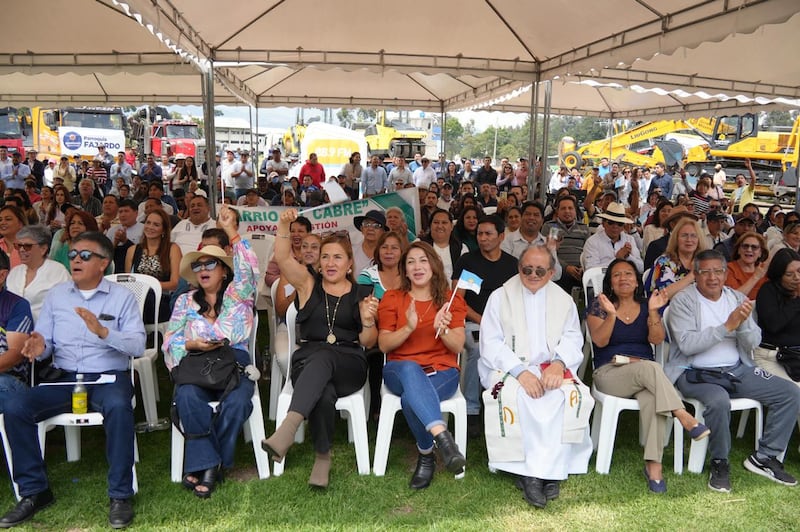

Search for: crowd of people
xmin=1 ymin=142 xmax=800 ymax=527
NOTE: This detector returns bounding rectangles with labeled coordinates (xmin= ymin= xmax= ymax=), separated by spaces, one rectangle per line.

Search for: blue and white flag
xmin=456 ymin=269 xmax=483 ymax=294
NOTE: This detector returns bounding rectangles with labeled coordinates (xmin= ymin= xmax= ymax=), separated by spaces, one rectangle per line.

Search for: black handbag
xmin=170 ymin=340 xmax=243 ymax=438
xmin=777 ymin=347 xmax=800 ymax=382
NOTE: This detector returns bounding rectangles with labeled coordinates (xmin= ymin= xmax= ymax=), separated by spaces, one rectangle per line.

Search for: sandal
xmin=182 ymin=472 xmax=201 ymax=491
xmin=193 ymin=466 xmax=223 ymax=499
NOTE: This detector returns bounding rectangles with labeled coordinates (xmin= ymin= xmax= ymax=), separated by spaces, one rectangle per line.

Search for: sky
xmin=168 ymin=105 xmax=529 ymax=132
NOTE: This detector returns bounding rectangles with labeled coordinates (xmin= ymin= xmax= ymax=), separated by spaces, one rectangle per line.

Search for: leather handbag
xmin=777 ymin=347 xmax=800 ymax=382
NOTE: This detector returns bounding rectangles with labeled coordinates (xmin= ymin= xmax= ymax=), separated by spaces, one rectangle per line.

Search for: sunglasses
xmin=67 ymin=249 xmax=106 ymax=261
xmin=520 ymin=265 xmax=549 ymax=278
xmin=361 ymin=222 xmax=384 ymax=230
xmin=13 ymin=242 xmax=37 ymax=251
xmin=739 ymin=243 xmax=761 ymax=251
xmin=190 ymin=259 xmax=219 ymax=273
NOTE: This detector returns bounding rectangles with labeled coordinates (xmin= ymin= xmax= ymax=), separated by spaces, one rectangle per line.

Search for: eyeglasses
xmin=739 ymin=243 xmax=761 ymax=251
xmin=783 ymin=270 xmax=800 ymax=279
xmin=190 ymin=259 xmax=219 ymax=273
xmin=67 ymin=249 xmax=106 ymax=262
xmin=13 ymin=242 xmax=37 ymax=251
xmin=696 ymin=268 xmax=727 ymax=277
xmin=678 ymin=233 xmax=699 ymax=240
xmin=520 ymin=265 xmax=549 ymax=278
xmin=361 ymin=222 xmax=383 ymax=230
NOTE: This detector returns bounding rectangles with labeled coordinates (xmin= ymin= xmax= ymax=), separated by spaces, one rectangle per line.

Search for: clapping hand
xmin=21 ymin=332 xmax=45 ymax=362
xmin=596 ymin=294 xmax=617 ymax=316
xmin=405 ymin=297 xmax=418 ymax=331
xmin=648 ymin=288 xmax=669 ymax=311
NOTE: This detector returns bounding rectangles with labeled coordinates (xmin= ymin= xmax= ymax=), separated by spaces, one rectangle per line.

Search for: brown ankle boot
xmin=308 ymin=452 xmax=331 ymax=489
xmin=261 ymin=411 xmax=304 ymax=462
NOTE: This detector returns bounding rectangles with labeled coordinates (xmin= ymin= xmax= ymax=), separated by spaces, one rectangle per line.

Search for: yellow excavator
xmin=558 ymin=119 xmax=709 ymax=170
xmin=363 ymin=111 xmax=427 ymax=159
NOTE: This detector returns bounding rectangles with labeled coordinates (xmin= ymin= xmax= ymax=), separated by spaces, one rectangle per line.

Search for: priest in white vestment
xmin=479 ymin=243 xmax=593 ymax=508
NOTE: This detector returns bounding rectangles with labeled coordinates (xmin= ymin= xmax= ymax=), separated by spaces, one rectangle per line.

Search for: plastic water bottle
xmin=72 ymin=374 xmax=88 ymax=414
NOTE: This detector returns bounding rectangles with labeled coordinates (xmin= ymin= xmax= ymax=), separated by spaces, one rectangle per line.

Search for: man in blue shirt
xmin=0 ymin=232 xmax=145 ymax=529
xmin=648 ymin=162 xmax=674 ymax=200
xmin=0 ymin=249 xmax=34 ymax=413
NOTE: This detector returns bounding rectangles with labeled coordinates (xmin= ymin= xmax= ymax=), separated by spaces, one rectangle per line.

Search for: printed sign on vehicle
xmin=59 ymin=126 xmax=126 ymax=157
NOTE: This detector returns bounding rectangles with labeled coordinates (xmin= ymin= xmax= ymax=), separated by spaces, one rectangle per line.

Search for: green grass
xmin=2 ymin=320 xmax=799 ymax=530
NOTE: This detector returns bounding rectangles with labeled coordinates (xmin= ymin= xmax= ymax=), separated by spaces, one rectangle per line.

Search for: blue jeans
xmin=0 ymin=373 xmax=27 ymax=413
xmin=463 ymin=322 xmax=481 ymax=415
xmin=677 ymin=362 xmax=800 ymax=461
xmin=383 ymin=361 xmax=460 ymax=451
xmin=234 ymin=188 xmax=249 ymax=199
xmin=174 ymin=349 xmax=254 ymax=473
xmin=4 ymin=370 xmax=135 ymax=499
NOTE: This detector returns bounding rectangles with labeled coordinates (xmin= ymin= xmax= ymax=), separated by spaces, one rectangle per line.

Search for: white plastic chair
xmin=0 ymin=414 xmax=21 ymax=500
xmin=36 ymin=370 xmax=140 ymax=494
xmin=170 ymin=313 xmax=271 ymax=481
xmin=673 ymin=396 xmax=763 ymax=474
xmin=373 ymin=356 xmax=467 ymax=479
xmin=579 ymin=267 xmax=606 ymax=379
xmin=106 ymin=273 xmax=162 ymax=426
xmin=268 ymin=280 xmax=286 ymax=420
xmin=249 ymin=233 xmax=275 ymax=312
xmin=272 ymin=304 xmax=370 ymax=476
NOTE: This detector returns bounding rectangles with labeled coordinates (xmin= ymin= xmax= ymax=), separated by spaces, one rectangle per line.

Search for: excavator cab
xmin=711 ymin=114 xmax=757 ymax=148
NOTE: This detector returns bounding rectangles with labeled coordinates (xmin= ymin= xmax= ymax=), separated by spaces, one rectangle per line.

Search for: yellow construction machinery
xmin=363 ymin=111 xmax=426 ymax=159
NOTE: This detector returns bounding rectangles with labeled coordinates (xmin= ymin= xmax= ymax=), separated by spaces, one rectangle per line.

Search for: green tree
xmin=214 ymin=109 xmax=224 ymax=117
xmin=763 ymin=110 xmax=796 ymax=127
xmin=169 ymin=111 xmax=183 ymax=120
xmin=443 ymin=116 xmax=465 ymax=156
xmin=336 ymin=109 xmax=354 ymax=128
xmin=356 ymin=108 xmax=376 ymax=121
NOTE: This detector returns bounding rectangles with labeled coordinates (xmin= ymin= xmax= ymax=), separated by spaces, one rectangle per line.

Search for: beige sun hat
xmin=178 ymin=245 xmax=233 ymax=284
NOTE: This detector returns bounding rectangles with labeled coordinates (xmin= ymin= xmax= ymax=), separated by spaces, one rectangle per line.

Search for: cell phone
xmin=422 ymin=365 xmax=437 ymax=376
xmin=471 ymin=330 xmax=480 ymax=342
xmin=499 ymin=191 xmax=507 ymax=200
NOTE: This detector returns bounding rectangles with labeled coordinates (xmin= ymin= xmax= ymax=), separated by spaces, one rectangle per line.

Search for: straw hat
xmin=597 ymin=202 xmax=634 ymax=224
xmin=179 ymin=245 xmax=233 ymax=284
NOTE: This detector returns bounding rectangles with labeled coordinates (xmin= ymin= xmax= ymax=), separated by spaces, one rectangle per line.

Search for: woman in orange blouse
xmin=725 ymin=231 xmax=770 ymax=300
xmin=377 ymin=241 xmax=466 ymax=490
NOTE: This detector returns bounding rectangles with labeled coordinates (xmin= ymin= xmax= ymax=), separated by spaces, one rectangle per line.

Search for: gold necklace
xmin=324 ymin=292 xmax=343 ymax=344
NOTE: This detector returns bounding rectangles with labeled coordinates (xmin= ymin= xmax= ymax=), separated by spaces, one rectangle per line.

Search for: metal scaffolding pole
xmin=540 ymin=79 xmax=552 ymax=200
xmin=202 ymin=64 xmax=218 ymax=215
xmin=527 ymin=69 xmax=541 ymax=201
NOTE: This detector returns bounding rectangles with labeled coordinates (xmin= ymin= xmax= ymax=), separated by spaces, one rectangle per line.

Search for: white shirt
xmin=220 ymin=158 xmax=237 ymax=188
xmin=582 ymin=229 xmax=644 ymax=272
xmin=171 ymin=218 xmax=214 ymax=255
xmin=694 ymin=294 xmax=741 ymax=368
xmin=413 ymin=166 xmax=436 ymax=188
xmin=7 ymin=259 xmax=71 ymax=321
xmin=106 ymin=221 xmax=144 ymax=247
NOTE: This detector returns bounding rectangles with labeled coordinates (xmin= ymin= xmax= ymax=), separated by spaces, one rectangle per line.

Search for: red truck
xmin=0 ymin=107 xmax=28 ymax=156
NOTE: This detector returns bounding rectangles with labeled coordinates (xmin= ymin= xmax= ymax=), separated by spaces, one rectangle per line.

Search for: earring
xmin=347 ymin=268 xmax=352 ymax=274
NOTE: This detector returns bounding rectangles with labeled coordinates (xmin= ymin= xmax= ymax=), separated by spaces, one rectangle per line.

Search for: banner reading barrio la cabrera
xmin=232 ymin=188 xmax=421 ymax=242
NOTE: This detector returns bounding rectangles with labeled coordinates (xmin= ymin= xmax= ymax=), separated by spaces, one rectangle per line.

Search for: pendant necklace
xmin=324 ymin=292 xmax=343 ymax=344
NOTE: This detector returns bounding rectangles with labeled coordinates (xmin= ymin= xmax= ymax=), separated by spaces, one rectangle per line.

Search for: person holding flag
xmin=377 ymin=241 xmax=467 ymax=489
xmin=452 ymin=214 xmax=519 ymax=436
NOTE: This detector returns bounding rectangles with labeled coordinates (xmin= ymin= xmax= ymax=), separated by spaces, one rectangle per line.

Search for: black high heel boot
xmin=434 ymin=431 xmax=466 ymax=473
xmin=193 ymin=466 xmax=223 ymax=499
xmin=409 ymin=452 xmax=436 ymax=489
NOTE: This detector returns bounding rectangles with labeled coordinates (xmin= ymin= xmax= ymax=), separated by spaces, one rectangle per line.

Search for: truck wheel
xmin=388 ymin=141 xmax=398 ymax=158
xmin=563 ymin=151 xmax=582 ymax=169
xmin=685 ymin=163 xmax=700 ymax=177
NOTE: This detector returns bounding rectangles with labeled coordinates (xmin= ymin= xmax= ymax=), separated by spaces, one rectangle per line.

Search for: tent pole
xmin=440 ymin=102 xmax=446 ymax=158
xmin=254 ymin=105 xmax=260 ymax=174
xmin=528 ymin=69 xmax=541 ymax=201
xmin=202 ymin=64 xmax=218 ymax=215
xmin=540 ymin=79 xmax=552 ymax=201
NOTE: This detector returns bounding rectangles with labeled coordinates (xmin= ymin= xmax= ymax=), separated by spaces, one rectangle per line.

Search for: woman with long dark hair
xmin=125 ymin=209 xmax=182 ymax=322
xmin=453 ymin=205 xmax=480 ymax=253
xmin=163 ymin=205 xmax=259 ymax=498
xmin=588 ymin=258 xmax=709 ymax=493
xmin=378 ymin=241 xmax=467 ymax=489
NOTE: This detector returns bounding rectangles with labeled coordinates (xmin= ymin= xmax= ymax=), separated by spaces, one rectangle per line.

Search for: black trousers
xmin=290 ymin=343 xmax=367 ymax=453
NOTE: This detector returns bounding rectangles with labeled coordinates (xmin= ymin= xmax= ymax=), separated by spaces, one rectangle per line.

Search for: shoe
xmin=688 ymin=423 xmax=711 ymax=441
xmin=261 ymin=411 xmax=304 ymax=463
xmin=309 ymin=452 xmax=331 ymax=489
xmin=519 ymin=476 xmax=547 ymax=509
xmin=709 ymin=459 xmax=731 ymax=493
xmin=744 ymin=453 xmax=798 ymax=486
xmin=108 ymin=498 xmax=134 ymax=529
xmin=409 ymin=452 xmax=436 ymax=490
xmin=515 ymin=477 xmax=560 ymax=500
xmin=0 ymin=489 xmax=54 ymax=528
xmin=181 ymin=471 xmax=201 ymax=491
xmin=194 ymin=466 xmax=223 ymax=499
xmin=433 ymin=431 xmax=466 ymax=474
xmin=643 ymin=467 xmax=667 ymax=494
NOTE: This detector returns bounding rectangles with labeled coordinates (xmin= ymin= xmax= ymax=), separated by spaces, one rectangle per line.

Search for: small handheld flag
xmin=455 ymin=270 xmax=483 ymax=294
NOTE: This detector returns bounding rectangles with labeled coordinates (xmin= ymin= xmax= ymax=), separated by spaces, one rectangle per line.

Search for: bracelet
xmin=277 ymin=233 xmax=291 ymax=239
xmin=647 ymin=319 xmax=662 ymax=327
xmin=230 ymin=235 xmax=241 ymax=244
xmin=362 ymin=321 xmax=375 ymax=329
